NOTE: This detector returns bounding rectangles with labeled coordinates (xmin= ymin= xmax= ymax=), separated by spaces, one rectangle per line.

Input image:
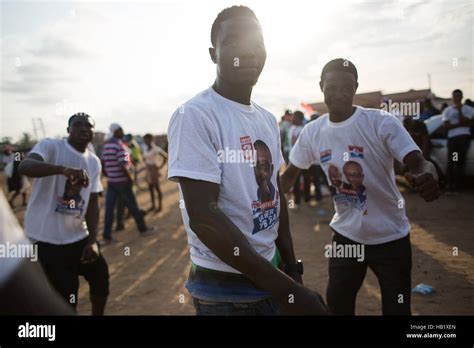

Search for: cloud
xmin=29 ymin=36 xmax=93 ymax=59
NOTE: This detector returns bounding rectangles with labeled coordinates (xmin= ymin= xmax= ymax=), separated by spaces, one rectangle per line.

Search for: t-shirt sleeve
xmin=379 ymin=114 xmax=421 ymax=163
xmin=289 ymin=124 xmax=317 ymax=169
xmin=167 ymin=104 xmax=222 ymax=184
xmin=29 ymin=138 xmax=57 ymax=163
xmin=441 ymin=107 xmax=451 ymax=122
xmin=90 ymin=158 xmax=103 ymax=193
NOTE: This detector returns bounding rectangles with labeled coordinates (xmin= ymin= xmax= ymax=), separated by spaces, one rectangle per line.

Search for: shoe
xmin=99 ymin=238 xmax=114 ymax=246
xmin=140 ymin=226 xmax=157 ymax=236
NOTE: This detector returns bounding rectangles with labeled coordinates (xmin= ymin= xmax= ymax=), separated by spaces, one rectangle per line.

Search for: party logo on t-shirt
xmin=240 ymin=136 xmax=255 ymax=162
xmin=327 ymin=161 xmax=367 ymax=212
xmin=348 ymin=145 xmax=364 ymax=159
xmin=55 ymin=179 xmax=85 ymax=215
xmin=320 ymin=149 xmax=332 ymax=163
xmin=251 ymin=140 xmax=279 ymax=234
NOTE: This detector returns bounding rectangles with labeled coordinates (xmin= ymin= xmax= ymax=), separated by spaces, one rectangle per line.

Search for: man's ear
xmin=319 ymin=81 xmax=324 ymax=92
xmin=354 ymin=82 xmax=359 ymax=93
xmin=209 ymin=47 xmax=217 ymax=64
xmin=67 ymin=126 xmax=70 ymax=134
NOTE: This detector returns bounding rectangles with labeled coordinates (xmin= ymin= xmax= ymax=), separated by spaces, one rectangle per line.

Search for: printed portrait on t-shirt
xmin=251 ymin=140 xmax=279 ymax=234
xmin=55 ymin=178 xmax=85 ymax=215
xmin=327 ymin=161 xmax=366 ymax=212
xmin=328 ymin=165 xmax=343 ymax=195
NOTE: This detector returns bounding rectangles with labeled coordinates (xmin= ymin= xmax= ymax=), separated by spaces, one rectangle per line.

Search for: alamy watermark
xmin=0 ymin=242 xmax=38 ymax=262
xmin=380 ymin=99 xmax=420 ymax=119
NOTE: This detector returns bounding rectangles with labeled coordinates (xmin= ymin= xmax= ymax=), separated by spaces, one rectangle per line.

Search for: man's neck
xmin=329 ymin=106 xmax=356 ymax=123
xmin=67 ymin=138 xmax=87 ymax=153
xmin=213 ymin=78 xmax=252 ymax=105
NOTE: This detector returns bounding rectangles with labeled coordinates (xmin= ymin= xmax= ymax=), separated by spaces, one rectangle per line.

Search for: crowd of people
xmin=1 ymin=116 xmax=168 ymax=315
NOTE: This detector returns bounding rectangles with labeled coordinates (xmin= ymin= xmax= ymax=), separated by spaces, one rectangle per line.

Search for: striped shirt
xmin=101 ymin=137 xmax=130 ymax=183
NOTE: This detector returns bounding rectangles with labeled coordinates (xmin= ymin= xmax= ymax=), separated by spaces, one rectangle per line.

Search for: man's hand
xmin=62 ymin=167 xmax=89 ymax=187
xmin=81 ymin=242 xmax=99 ymax=264
xmin=278 ymin=285 xmax=328 ymax=315
xmin=404 ymin=163 xmax=440 ymax=202
xmin=404 ymin=152 xmax=441 ymax=202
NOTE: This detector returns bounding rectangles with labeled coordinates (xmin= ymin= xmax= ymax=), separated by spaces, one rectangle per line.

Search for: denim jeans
xmin=193 ymin=297 xmax=280 ymax=316
xmin=103 ymin=182 xmax=146 ymax=239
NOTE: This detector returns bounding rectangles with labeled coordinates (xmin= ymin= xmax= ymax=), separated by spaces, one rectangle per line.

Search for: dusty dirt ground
xmin=3 ymin=167 xmax=473 ymax=315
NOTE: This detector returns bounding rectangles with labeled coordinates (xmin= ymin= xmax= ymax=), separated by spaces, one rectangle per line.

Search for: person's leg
xmin=368 ymin=234 xmax=412 ymax=315
xmin=293 ymin=174 xmax=301 ymax=205
xmin=103 ymin=184 xmax=118 ymax=240
xmin=117 ymin=183 xmax=147 ymax=232
xmin=311 ymin=165 xmax=322 ymax=201
xmin=446 ymin=138 xmax=456 ymax=190
xmin=21 ymin=192 xmax=27 ymax=206
xmin=155 ymin=182 xmax=162 ymax=212
xmin=148 ymin=184 xmax=156 ymax=211
xmin=79 ymin=250 xmax=110 ymax=316
xmin=115 ymin=196 xmax=125 ymax=230
xmin=302 ymin=169 xmax=311 ymax=202
xmin=326 ymin=232 xmax=368 ymax=315
xmin=36 ymin=240 xmax=82 ymax=310
xmin=8 ymin=190 xmax=19 ymax=208
xmin=455 ymin=135 xmax=470 ymax=189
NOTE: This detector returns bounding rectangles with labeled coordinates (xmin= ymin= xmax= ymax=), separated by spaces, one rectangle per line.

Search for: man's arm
xmin=179 ymin=177 xmax=327 ymax=315
xmin=81 ymin=192 xmax=100 ymax=263
xmin=403 ymin=150 xmax=441 ymax=202
xmin=280 ymin=163 xmax=302 ymax=194
xmin=275 ymin=173 xmax=302 ymax=284
xmin=19 ymin=153 xmax=89 ymax=185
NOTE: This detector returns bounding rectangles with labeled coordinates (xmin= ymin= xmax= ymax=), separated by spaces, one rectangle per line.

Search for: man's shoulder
xmin=304 ymin=114 xmax=329 ymax=133
xmin=37 ymin=137 xmax=62 ymax=147
xmin=179 ymin=88 xmax=215 ymax=116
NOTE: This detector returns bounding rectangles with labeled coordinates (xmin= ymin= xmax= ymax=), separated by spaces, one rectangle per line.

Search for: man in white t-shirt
xmin=168 ymin=5 xmax=327 ymax=315
xmin=19 ymin=113 xmax=109 ymax=313
xmin=282 ymin=59 xmax=441 ymax=315
xmin=441 ymin=89 xmax=474 ymax=191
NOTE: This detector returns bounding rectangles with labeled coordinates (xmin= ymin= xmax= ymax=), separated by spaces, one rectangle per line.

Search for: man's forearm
xmin=189 ymin=203 xmax=298 ymax=301
xmin=276 ymin=183 xmax=297 ymax=267
xmin=19 ymin=159 xmax=64 ymax=178
xmin=85 ymin=200 xmax=99 ymax=244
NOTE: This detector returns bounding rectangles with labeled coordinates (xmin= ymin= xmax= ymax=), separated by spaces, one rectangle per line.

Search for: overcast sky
xmin=1 ymin=0 xmax=472 ymax=141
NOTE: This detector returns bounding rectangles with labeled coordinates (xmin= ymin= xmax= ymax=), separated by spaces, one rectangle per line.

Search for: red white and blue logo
xmin=348 ymin=145 xmax=364 ymax=159
xmin=320 ymin=149 xmax=332 ymax=163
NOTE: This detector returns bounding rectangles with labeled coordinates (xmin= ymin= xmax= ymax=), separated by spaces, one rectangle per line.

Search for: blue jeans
xmin=193 ymin=297 xmax=280 ymax=316
xmin=103 ymin=182 xmax=146 ymax=239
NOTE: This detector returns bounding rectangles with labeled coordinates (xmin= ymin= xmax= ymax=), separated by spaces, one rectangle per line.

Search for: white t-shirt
xmin=288 ymin=125 xmax=304 ymax=150
xmin=168 ymin=87 xmax=285 ymax=273
xmin=290 ymin=106 xmax=420 ymax=245
xmin=24 ymin=138 xmax=103 ymax=245
xmin=441 ymin=105 xmax=474 ymax=138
